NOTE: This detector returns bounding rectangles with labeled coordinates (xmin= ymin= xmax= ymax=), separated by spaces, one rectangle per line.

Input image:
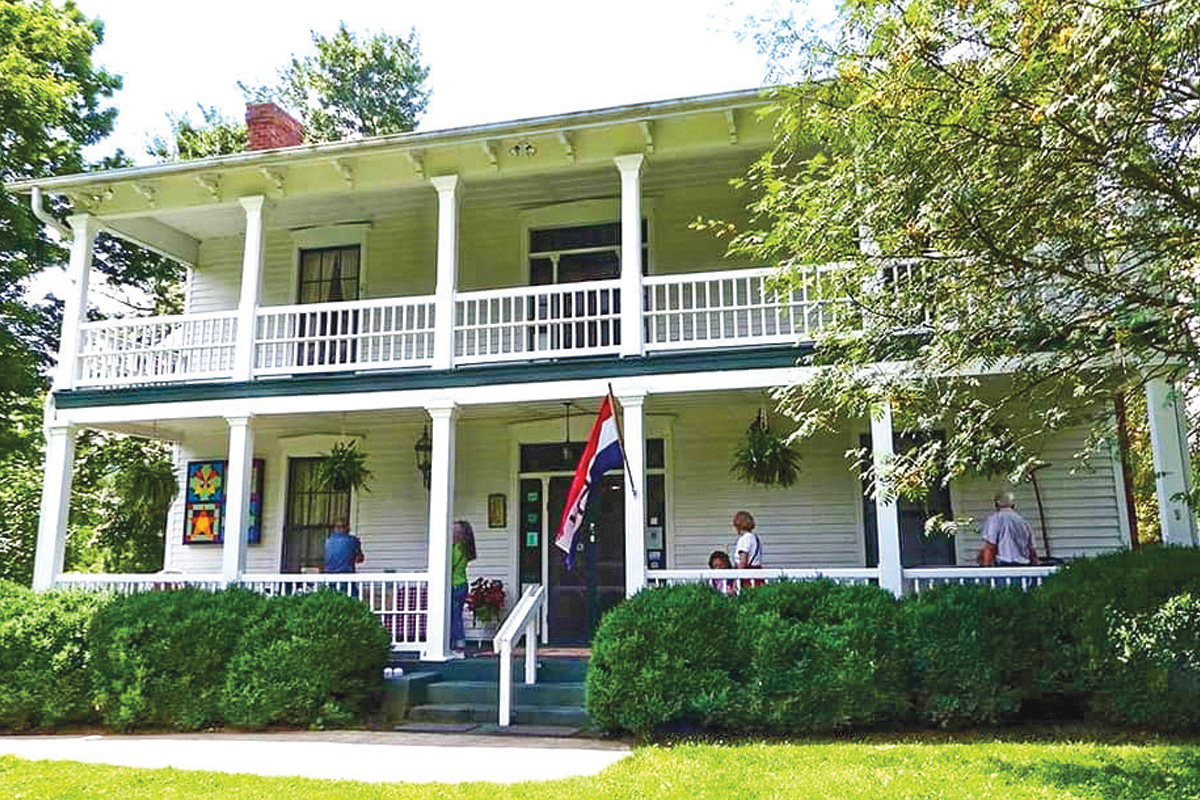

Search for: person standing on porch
xmin=978 ymin=491 xmax=1040 ymax=566
xmin=450 ymin=520 xmax=477 ymax=658
xmin=323 ymin=518 xmax=364 ymax=574
xmin=731 ymin=510 xmax=763 ymax=569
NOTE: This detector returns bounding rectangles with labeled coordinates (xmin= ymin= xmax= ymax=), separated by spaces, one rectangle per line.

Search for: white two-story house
xmin=11 ymin=89 xmax=1196 ymax=661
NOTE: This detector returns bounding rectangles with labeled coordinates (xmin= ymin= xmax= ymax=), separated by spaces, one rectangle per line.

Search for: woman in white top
xmin=731 ymin=510 xmax=764 ymax=588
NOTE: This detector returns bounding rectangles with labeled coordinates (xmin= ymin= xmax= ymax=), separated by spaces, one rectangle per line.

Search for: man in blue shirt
xmin=323 ymin=518 xmax=364 ymax=574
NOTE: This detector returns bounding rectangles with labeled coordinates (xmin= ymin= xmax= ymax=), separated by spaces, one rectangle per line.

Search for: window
xmin=280 ymin=457 xmax=351 ymax=573
xmin=297 ymin=245 xmax=361 ymax=304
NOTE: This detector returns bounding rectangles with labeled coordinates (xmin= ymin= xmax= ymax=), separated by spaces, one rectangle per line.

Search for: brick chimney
xmin=245 ymin=102 xmax=304 ymax=151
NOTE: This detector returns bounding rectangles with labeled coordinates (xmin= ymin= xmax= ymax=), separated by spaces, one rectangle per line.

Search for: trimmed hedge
xmin=903 ymin=584 xmax=1041 ymax=727
xmin=587 ymin=547 xmax=1200 ymax=736
xmin=221 ymin=590 xmax=390 ymax=729
xmin=0 ymin=581 xmax=110 ymax=731
xmin=732 ymin=581 xmax=906 ymax=732
xmin=587 ymin=583 xmax=741 ymax=735
xmin=89 ymin=588 xmax=268 ymax=731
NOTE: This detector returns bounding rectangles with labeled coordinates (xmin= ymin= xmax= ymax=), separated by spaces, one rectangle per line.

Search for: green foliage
xmin=903 ymin=584 xmax=1042 ymax=727
xmin=314 ymin=440 xmax=373 ymax=493
xmin=735 ymin=0 xmax=1200 ymax=501
xmin=730 ymin=410 xmax=802 ymax=488
xmin=147 ymin=105 xmax=247 ymax=161
xmin=242 ymin=22 xmax=430 ymax=142
xmin=587 ymin=583 xmax=741 ymax=736
xmin=0 ymin=582 xmax=110 ymax=731
xmin=1105 ymin=593 xmax=1200 ymax=729
xmin=88 ymin=588 xmax=267 ymax=731
xmin=221 ymin=591 xmax=389 ymax=729
xmin=0 ymin=396 xmax=49 ymax=586
xmin=732 ymin=581 xmax=905 ymax=732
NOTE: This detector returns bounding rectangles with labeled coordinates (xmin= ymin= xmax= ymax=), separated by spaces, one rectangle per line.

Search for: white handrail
xmin=493 ymin=584 xmax=545 ymax=728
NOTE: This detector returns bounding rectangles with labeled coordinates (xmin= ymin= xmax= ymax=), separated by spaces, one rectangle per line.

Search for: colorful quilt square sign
xmin=183 ymin=459 xmax=264 ymax=545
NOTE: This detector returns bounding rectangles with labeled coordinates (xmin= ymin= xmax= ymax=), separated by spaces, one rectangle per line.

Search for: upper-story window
xmin=529 ymin=221 xmax=648 ymax=285
xmin=298 ymin=245 xmax=361 ymax=304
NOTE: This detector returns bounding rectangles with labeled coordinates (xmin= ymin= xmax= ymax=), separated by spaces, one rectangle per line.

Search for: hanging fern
xmin=731 ymin=410 xmax=802 ymax=488
xmin=315 ymin=440 xmax=373 ymax=493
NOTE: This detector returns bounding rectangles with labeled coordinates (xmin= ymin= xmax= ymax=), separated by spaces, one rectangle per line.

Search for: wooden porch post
xmin=232 ymin=196 xmax=266 ymax=382
xmin=614 ymin=154 xmax=645 ymax=358
xmin=221 ymin=414 xmax=256 ymax=583
xmin=1146 ymin=378 xmax=1198 ymax=546
xmin=32 ymin=424 xmax=77 ymax=591
xmin=871 ymin=401 xmax=905 ymax=596
xmin=431 ymin=175 xmax=459 ymax=371
xmin=54 ymin=214 xmax=98 ymax=390
xmin=423 ymin=402 xmax=458 ymax=661
xmin=618 ymin=390 xmax=647 ymax=596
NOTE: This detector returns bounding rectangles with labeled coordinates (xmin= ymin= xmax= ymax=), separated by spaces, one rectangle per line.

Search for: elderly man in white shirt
xmin=978 ymin=491 xmax=1040 ymax=566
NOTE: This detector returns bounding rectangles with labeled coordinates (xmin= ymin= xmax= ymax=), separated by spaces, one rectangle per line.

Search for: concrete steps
xmin=395 ymin=655 xmax=591 ymax=731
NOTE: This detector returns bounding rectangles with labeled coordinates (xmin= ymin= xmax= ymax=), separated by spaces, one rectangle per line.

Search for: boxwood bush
xmin=731 ymin=581 xmax=906 ymax=732
xmin=221 ymin=589 xmax=390 ymax=729
xmin=587 ymin=583 xmax=741 ymax=736
xmin=88 ymin=587 xmax=267 ymax=731
xmin=903 ymin=584 xmax=1041 ymax=727
xmin=0 ymin=581 xmax=110 ymax=731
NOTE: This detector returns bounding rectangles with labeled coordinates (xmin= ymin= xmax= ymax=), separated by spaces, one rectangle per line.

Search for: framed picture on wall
xmin=488 ymin=493 xmax=507 ymax=528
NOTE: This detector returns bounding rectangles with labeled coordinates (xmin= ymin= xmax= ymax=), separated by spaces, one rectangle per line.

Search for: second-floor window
xmin=298 ymin=245 xmax=361 ymax=304
xmin=528 ymin=221 xmax=647 ymax=285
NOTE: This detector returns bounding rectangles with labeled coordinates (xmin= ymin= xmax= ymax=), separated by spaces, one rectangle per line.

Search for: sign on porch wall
xmin=183 ymin=459 xmax=264 ymax=545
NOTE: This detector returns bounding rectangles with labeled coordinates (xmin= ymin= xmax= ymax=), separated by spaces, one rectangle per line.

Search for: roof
xmin=6 ymin=87 xmax=772 ymax=194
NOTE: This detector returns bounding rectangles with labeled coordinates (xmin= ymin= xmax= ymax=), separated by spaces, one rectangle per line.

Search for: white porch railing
xmin=455 ymin=280 xmax=622 ymax=364
xmin=76 ymin=312 xmax=238 ymax=387
xmin=54 ymin=572 xmax=429 ymax=652
xmin=254 ymin=296 xmax=437 ymax=375
xmin=904 ymin=566 xmax=1059 ymax=594
xmin=646 ymin=568 xmax=881 ymax=593
xmin=643 ymin=266 xmax=845 ymax=350
xmin=493 ymin=584 xmax=545 ymax=727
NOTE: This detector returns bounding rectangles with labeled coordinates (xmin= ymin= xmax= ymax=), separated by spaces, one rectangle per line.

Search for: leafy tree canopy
xmin=733 ymin=0 xmax=1200 ymax=500
xmin=241 ymin=22 xmax=431 ymax=142
xmin=147 ymin=105 xmax=247 ymax=161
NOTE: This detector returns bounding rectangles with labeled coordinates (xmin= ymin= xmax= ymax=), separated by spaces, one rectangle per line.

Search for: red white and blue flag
xmin=554 ymin=394 xmax=625 ymax=568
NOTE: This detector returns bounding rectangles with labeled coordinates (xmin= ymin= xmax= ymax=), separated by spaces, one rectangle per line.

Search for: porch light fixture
xmin=509 ymin=141 xmax=536 ymax=157
xmin=414 ymin=425 xmax=432 ymax=490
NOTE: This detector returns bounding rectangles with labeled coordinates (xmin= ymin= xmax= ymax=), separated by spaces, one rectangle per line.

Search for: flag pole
xmin=607 ymin=383 xmax=638 ymax=498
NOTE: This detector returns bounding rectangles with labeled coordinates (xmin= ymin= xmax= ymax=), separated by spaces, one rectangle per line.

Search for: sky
xmin=75 ymin=0 xmax=803 ymax=165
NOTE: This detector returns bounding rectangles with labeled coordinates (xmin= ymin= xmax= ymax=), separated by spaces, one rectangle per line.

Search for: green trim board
xmin=54 ymin=345 xmax=810 ymax=409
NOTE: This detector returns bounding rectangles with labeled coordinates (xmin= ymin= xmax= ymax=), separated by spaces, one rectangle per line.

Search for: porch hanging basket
xmin=314 ymin=440 xmax=374 ymax=493
xmin=731 ymin=409 xmax=802 ymax=488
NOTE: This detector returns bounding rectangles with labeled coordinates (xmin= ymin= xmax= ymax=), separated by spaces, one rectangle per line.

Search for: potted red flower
xmin=466 ymin=578 xmax=506 ymax=624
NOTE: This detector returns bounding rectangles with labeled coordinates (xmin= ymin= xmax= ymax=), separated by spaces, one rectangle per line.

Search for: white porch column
xmin=614 ymin=154 xmax=645 ymax=358
xmin=1146 ymin=379 xmax=1198 ymax=546
xmin=618 ymin=390 xmax=647 ymax=596
xmin=232 ymin=196 xmax=266 ymax=382
xmin=870 ymin=401 xmax=905 ymax=596
xmin=54 ymin=214 xmax=99 ymax=390
xmin=423 ymin=402 xmax=458 ymax=661
xmin=431 ymin=176 xmax=460 ymax=371
xmin=32 ymin=424 xmax=77 ymax=591
xmin=221 ymin=415 xmax=256 ymax=582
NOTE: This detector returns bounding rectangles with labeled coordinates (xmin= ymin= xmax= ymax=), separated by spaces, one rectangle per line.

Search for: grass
xmin=3 ymin=739 xmax=1200 ymax=799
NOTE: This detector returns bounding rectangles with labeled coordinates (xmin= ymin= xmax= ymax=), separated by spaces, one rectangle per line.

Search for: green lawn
xmin=3 ymin=740 xmax=1200 ymax=799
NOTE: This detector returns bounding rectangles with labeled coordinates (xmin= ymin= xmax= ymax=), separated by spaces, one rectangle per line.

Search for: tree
xmin=147 ymin=105 xmax=248 ymax=162
xmin=0 ymin=0 xmax=121 ymax=450
xmin=732 ymin=0 xmax=1200 ymax=501
xmin=241 ymin=22 xmax=431 ymax=142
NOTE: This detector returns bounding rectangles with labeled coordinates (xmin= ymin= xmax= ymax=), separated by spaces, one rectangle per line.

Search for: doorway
xmin=281 ymin=457 xmax=350 ymax=573
xmin=545 ymin=475 xmax=627 ymax=645
xmin=860 ymin=433 xmax=955 ymax=567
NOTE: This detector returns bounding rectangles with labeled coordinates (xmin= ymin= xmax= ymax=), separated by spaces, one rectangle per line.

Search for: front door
xmin=546 ymin=474 xmax=626 ymax=645
xmin=281 ymin=457 xmax=351 ymax=573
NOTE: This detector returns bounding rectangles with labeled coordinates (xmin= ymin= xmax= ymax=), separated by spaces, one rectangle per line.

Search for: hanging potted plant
xmin=731 ymin=408 xmax=802 ymax=488
xmin=315 ymin=440 xmax=374 ymax=493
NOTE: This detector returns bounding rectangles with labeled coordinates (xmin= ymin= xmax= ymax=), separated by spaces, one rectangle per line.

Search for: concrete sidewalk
xmin=0 ymin=730 xmax=631 ymax=784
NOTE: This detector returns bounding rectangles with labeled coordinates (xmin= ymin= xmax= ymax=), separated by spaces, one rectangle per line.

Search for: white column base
xmin=32 ymin=425 xmax=77 ymax=591
xmin=423 ymin=403 xmax=457 ymax=661
xmin=870 ymin=402 xmax=904 ymax=596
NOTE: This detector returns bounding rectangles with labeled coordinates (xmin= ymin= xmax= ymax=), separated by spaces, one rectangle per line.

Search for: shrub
xmin=1101 ymin=593 xmax=1200 ymax=729
xmin=1035 ymin=546 xmax=1200 ymax=706
xmin=0 ymin=582 xmax=110 ymax=731
xmin=88 ymin=588 xmax=266 ymax=731
xmin=587 ymin=583 xmax=741 ymax=736
xmin=903 ymin=584 xmax=1041 ymax=727
xmin=732 ymin=580 xmax=906 ymax=732
xmin=221 ymin=590 xmax=390 ymax=729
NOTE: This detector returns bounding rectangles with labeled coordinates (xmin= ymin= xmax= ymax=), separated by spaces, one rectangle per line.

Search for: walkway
xmin=0 ymin=730 xmax=631 ymax=784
